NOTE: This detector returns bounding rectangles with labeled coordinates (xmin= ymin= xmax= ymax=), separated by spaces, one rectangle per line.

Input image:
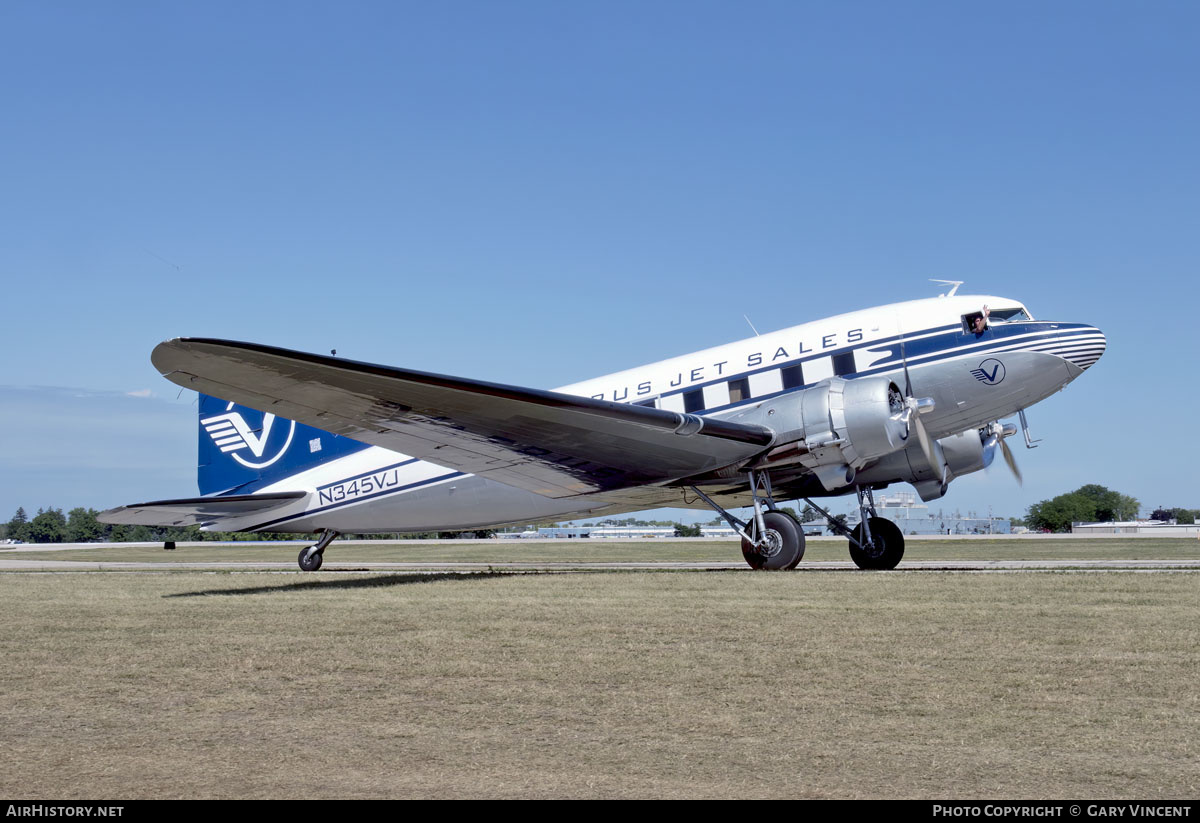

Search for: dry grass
xmin=1 ymin=571 xmax=1197 ymax=799
xmin=6 ymin=536 xmax=1200 ymax=565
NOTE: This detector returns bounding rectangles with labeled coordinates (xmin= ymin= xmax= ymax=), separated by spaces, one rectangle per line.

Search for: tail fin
xmin=197 ymin=394 xmax=370 ymax=495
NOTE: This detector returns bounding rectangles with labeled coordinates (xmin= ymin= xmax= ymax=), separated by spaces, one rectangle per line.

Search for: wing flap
xmin=152 ymin=338 xmax=775 ymax=498
xmin=98 ymin=491 xmax=309 ymax=527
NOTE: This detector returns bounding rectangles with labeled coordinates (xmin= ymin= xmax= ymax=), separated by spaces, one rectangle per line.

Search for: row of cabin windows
xmin=637 ymin=351 xmax=860 ymax=413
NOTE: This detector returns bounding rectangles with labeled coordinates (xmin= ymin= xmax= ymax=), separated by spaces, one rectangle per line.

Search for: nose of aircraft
xmin=1059 ymin=324 xmax=1106 ymax=371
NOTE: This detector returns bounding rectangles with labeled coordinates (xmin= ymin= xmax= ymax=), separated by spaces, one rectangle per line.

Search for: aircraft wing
xmin=100 ymin=492 xmax=308 ymax=527
xmin=151 ymin=338 xmax=776 ymax=498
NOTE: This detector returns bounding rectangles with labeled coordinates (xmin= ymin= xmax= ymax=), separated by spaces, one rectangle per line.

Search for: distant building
xmin=526 ymin=493 xmax=1013 ymax=539
xmin=535 ymin=525 xmax=738 ymax=538
xmin=1071 ymin=520 xmax=1200 ymax=535
xmin=844 ymin=492 xmax=1011 ymax=535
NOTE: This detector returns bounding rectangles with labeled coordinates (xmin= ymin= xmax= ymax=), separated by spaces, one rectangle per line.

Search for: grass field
xmin=1 ymin=568 xmax=1197 ymax=798
xmin=6 ymin=536 xmax=1200 ymax=564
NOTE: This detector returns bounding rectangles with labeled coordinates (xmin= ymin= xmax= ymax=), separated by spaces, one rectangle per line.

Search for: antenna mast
xmin=930 ymin=279 xmax=964 ymax=297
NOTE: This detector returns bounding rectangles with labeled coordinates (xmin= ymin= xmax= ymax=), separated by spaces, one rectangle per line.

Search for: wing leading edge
xmin=151 ymin=338 xmax=776 ymax=498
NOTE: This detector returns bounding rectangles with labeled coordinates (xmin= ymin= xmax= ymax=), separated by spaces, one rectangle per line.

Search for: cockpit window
xmin=988 ymin=307 xmax=1032 ymax=323
xmin=962 ymin=306 xmax=1033 ymax=333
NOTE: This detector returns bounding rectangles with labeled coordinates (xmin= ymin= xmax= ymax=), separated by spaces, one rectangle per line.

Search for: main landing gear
xmin=802 ymin=487 xmax=905 ymax=570
xmin=692 ymin=471 xmax=905 ymax=571
xmin=298 ymin=528 xmax=339 ymax=572
xmin=690 ymin=470 xmax=805 ymax=570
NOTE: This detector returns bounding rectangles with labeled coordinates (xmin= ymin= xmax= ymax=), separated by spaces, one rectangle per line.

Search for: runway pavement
xmin=3 ymin=556 xmax=1198 ymax=572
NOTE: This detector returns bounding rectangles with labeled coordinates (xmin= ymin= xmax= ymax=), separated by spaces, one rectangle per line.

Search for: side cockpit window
xmin=963 ymin=305 xmax=1032 ymax=334
xmin=987 ymin=307 xmax=1032 ymax=323
xmin=962 ymin=310 xmax=989 ymax=334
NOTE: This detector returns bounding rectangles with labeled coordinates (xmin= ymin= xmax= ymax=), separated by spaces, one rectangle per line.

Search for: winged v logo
xmin=970 ymin=358 xmax=1006 ymax=386
xmin=201 ymin=402 xmax=296 ymax=468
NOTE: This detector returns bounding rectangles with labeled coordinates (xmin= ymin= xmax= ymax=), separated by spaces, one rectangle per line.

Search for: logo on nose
xmin=970 ymin=358 xmax=1005 ymax=386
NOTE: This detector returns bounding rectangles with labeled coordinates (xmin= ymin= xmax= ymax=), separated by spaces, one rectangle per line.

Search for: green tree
xmin=28 ymin=508 xmax=68 ymax=544
xmin=124 ymin=525 xmax=156 ymax=542
xmin=1150 ymin=507 xmax=1197 ymax=525
xmin=66 ymin=508 xmax=103 ymax=543
xmin=6 ymin=507 xmax=30 ymax=542
xmin=673 ymin=522 xmax=702 ymax=537
xmin=1026 ymin=493 xmax=1096 ymax=532
xmin=1074 ymin=484 xmax=1139 ymax=522
xmin=1028 ymin=485 xmax=1142 ymax=532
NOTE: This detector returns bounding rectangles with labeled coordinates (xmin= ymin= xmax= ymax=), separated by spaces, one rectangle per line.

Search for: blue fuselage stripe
xmin=248 ymin=470 xmax=465 ymax=531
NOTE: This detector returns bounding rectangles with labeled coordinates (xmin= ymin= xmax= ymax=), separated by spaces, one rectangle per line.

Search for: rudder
xmin=197 ymin=394 xmax=370 ymax=495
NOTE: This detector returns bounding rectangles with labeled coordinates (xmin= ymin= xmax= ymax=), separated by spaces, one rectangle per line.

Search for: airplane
xmin=99 ymin=291 xmax=1105 ymax=571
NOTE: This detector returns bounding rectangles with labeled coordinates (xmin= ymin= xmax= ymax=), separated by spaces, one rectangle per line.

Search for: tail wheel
xmin=741 ymin=510 xmax=806 ymax=570
xmin=848 ymin=517 xmax=904 ymax=570
xmin=298 ymin=547 xmax=324 ymax=572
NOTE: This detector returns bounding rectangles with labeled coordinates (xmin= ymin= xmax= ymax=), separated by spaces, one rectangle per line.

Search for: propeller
xmin=983 ymin=422 xmax=1022 ymax=485
xmin=899 ymin=336 xmax=948 ymax=485
xmin=999 ymin=436 xmax=1022 ymax=484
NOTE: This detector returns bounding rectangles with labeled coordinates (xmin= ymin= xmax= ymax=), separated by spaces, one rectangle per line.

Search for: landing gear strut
xmin=298 ymin=528 xmax=339 ymax=572
xmin=802 ymin=488 xmax=905 ymax=570
xmin=690 ymin=469 xmax=805 ymax=570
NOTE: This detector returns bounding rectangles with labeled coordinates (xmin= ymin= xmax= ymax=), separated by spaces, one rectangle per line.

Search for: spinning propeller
xmin=982 ymin=421 xmax=1022 ymax=485
xmin=899 ymin=337 xmax=948 ymax=486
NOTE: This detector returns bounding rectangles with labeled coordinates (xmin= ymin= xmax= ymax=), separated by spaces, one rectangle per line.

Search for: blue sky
xmin=1 ymin=1 xmax=1196 ymax=522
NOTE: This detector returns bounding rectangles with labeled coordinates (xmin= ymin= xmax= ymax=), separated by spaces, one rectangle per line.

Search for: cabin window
xmin=832 ymin=351 xmax=856 ymax=376
xmin=780 ymin=364 xmax=804 ymax=390
xmin=683 ymin=389 xmax=704 ymax=413
xmin=803 ymin=357 xmax=834 ymax=384
xmin=702 ymin=384 xmax=730 ymax=409
xmin=728 ymin=377 xmax=750 ymax=403
xmin=748 ymin=369 xmax=783 ymax=398
xmin=962 ymin=312 xmax=988 ymax=334
xmin=634 ymin=398 xmax=656 ymax=408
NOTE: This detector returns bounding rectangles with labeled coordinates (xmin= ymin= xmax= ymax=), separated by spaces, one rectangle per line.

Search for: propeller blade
xmin=899 ymin=336 xmax=946 ymax=482
xmin=999 ymin=436 xmax=1023 ymax=485
xmin=911 ymin=410 xmax=946 ymax=483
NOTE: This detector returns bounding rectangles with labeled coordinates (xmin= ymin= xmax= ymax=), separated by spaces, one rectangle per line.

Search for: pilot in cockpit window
xmin=964 ymin=305 xmax=990 ymax=334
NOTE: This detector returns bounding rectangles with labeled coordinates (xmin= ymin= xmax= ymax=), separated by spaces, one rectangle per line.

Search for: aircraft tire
xmin=848 ymin=517 xmax=904 ymax=570
xmin=298 ymin=547 xmax=324 ymax=572
xmin=741 ymin=510 xmax=805 ymax=570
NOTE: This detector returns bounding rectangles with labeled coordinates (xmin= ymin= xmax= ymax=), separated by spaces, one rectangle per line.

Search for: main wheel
xmin=741 ymin=510 xmax=806 ymax=570
xmin=298 ymin=547 xmax=324 ymax=572
xmin=848 ymin=517 xmax=904 ymax=570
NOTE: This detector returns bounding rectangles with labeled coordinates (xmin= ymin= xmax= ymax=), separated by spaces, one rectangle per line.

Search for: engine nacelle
xmin=723 ymin=377 xmax=910 ymax=490
xmin=854 ymin=427 xmax=991 ymax=501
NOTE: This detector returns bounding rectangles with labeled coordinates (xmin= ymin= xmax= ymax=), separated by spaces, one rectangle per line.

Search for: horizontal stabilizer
xmin=151 ymin=338 xmax=776 ymax=498
xmin=98 ymin=491 xmax=308 ymax=527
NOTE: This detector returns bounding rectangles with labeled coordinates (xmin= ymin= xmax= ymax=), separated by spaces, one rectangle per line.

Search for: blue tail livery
xmin=197 ymin=394 xmax=370 ymax=495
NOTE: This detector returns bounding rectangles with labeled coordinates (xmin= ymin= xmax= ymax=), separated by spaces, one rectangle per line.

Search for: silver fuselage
xmin=210 ymin=294 xmax=1104 ymax=533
